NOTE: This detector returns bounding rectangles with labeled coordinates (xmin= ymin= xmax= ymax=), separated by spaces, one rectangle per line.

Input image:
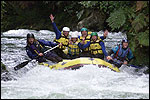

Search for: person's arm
xmin=78 ymin=41 xmax=91 ymax=49
xmin=78 ymin=39 xmax=82 ymax=49
xmin=38 ymin=40 xmax=58 ymax=47
xmin=78 ymin=36 xmax=80 ymax=39
xmin=52 ymin=22 xmax=61 ymax=39
xmin=49 ymin=14 xmax=61 ymax=39
xmin=100 ymin=36 xmax=105 ymax=40
xmin=26 ymin=47 xmax=38 ymax=59
xmin=99 ymin=41 xmax=108 ymax=57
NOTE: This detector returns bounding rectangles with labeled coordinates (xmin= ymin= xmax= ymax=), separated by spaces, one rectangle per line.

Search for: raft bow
xmin=39 ymin=57 xmax=120 ymax=72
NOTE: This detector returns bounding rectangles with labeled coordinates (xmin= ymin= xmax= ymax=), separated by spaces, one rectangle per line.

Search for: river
xmin=1 ymin=29 xmax=149 ymax=99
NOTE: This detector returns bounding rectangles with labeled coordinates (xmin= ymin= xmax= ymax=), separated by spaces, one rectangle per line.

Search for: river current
xmin=1 ymin=29 xmax=149 ymax=99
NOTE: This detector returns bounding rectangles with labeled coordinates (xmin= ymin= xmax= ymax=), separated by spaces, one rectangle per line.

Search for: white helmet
xmin=71 ymin=31 xmax=78 ymax=38
xmin=62 ymin=27 xmax=70 ymax=32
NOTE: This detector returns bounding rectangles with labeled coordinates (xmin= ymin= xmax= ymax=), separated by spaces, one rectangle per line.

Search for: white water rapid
xmin=1 ymin=29 xmax=149 ymax=99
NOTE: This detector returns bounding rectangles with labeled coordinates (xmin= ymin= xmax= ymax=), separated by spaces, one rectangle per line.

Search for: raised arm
xmin=99 ymin=41 xmax=108 ymax=57
xmin=49 ymin=14 xmax=61 ymax=39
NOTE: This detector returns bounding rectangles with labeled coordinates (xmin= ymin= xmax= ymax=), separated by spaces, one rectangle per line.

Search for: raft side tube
xmin=40 ymin=57 xmax=120 ymax=72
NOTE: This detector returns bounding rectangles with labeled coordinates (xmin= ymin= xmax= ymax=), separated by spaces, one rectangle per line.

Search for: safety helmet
xmin=62 ymin=27 xmax=70 ymax=32
xmin=71 ymin=31 xmax=78 ymax=38
xmin=122 ymin=38 xmax=129 ymax=43
xmin=81 ymin=28 xmax=88 ymax=32
xmin=91 ymin=32 xmax=98 ymax=37
xmin=27 ymin=33 xmax=35 ymax=39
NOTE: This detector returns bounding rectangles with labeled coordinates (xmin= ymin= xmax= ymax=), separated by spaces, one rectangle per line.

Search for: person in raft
xmin=67 ymin=31 xmax=81 ymax=59
xmin=80 ymin=32 xmax=111 ymax=60
xmin=79 ymin=27 xmax=109 ymax=57
xmin=106 ymin=38 xmax=134 ymax=68
xmin=26 ymin=33 xmax=63 ymax=63
xmin=49 ymin=14 xmax=71 ymax=59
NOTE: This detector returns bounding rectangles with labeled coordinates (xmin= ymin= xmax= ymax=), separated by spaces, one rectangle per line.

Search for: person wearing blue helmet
xmin=107 ymin=38 xmax=134 ymax=68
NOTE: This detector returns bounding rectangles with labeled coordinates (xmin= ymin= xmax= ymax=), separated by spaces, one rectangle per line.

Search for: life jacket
xmin=79 ymin=35 xmax=91 ymax=41
xmin=54 ymin=32 xmax=69 ymax=50
xmin=68 ymin=40 xmax=80 ymax=56
xmin=79 ymin=35 xmax=91 ymax=52
xmin=90 ymin=39 xmax=103 ymax=55
xmin=113 ymin=44 xmax=130 ymax=62
xmin=27 ymin=40 xmax=46 ymax=55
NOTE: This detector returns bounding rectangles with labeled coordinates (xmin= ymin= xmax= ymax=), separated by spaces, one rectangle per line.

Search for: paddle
xmin=14 ymin=45 xmax=59 ymax=71
xmin=107 ymin=59 xmax=141 ymax=69
xmin=108 ymin=59 xmax=149 ymax=75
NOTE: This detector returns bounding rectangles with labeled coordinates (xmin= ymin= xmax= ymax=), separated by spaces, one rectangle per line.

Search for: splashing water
xmin=1 ymin=29 xmax=149 ymax=99
xmin=1 ymin=65 xmax=149 ymax=99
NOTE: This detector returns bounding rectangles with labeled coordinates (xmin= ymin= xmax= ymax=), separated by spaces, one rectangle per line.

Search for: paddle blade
xmin=14 ymin=60 xmax=31 ymax=71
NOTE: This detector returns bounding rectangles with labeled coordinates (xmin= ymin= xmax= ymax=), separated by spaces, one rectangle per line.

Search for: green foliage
xmin=106 ymin=9 xmax=126 ymax=31
xmin=1 ymin=1 xmax=7 ymax=18
xmin=63 ymin=1 xmax=84 ymax=21
xmin=79 ymin=1 xmax=99 ymax=8
xmin=132 ymin=46 xmax=149 ymax=65
xmin=1 ymin=62 xmax=8 ymax=73
xmin=77 ymin=1 xmax=100 ymax=20
xmin=132 ymin=13 xmax=148 ymax=32
xmin=129 ymin=38 xmax=137 ymax=52
xmin=100 ymin=1 xmax=135 ymax=31
xmin=99 ymin=1 xmax=133 ymax=14
xmin=124 ymin=7 xmax=136 ymax=20
xmin=1 ymin=1 xmax=79 ymax=32
xmin=137 ymin=30 xmax=149 ymax=46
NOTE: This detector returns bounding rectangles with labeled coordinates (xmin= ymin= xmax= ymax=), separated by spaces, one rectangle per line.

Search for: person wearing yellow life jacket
xmin=78 ymin=28 xmax=91 ymax=57
xmin=26 ymin=33 xmax=63 ymax=63
xmin=107 ymin=38 xmax=134 ymax=68
xmin=67 ymin=31 xmax=81 ymax=59
xmin=80 ymin=32 xmax=111 ymax=60
xmin=79 ymin=28 xmax=109 ymax=57
xmin=49 ymin=14 xmax=70 ymax=58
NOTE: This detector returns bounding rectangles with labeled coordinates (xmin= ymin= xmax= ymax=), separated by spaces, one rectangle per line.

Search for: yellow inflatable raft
xmin=39 ymin=57 xmax=120 ymax=72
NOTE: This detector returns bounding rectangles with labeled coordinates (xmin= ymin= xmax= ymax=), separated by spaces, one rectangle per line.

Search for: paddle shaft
xmin=14 ymin=45 xmax=59 ymax=71
xmin=108 ymin=59 xmax=141 ymax=69
xmin=44 ymin=45 xmax=59 ymax=54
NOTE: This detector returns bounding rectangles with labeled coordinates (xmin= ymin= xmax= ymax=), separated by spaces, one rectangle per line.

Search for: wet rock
xmin=1 ymin=62 xmax=8 ymax=74
xmin=1 ymin=72 xmax=14 ymax=81
xmin=143 ymin=68 xmax=149 ymax=74
xmin=1 ymin=62 xmax=17 ymax=81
